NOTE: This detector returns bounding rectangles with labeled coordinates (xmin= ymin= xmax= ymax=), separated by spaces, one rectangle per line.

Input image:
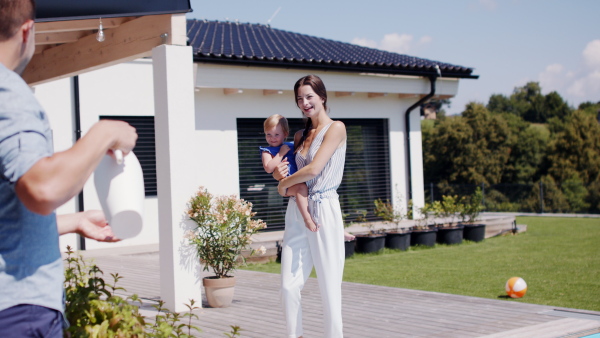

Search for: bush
xmin=63 ymin=246 xmax=240 ymax=337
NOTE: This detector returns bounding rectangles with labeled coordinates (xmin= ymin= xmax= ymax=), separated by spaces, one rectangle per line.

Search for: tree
xmin=423 ymin=103 xmax=512 ymax=186
xmin=489 ymin=82 xmax=573 ymax=123
xmin=546 ymin=110 xmax=600 ymax=186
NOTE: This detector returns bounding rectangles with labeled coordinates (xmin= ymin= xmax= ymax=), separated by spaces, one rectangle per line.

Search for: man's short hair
xmin=0 ymin=0 xmax=36 ymax=42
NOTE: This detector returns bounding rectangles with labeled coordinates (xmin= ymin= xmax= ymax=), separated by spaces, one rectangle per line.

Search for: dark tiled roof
xmin=187 ymin=19 xmax=477 ymax=79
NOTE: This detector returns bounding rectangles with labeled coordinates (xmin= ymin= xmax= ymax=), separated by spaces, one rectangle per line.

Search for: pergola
xmin=26 ymin=0 xmax=200 ymax=312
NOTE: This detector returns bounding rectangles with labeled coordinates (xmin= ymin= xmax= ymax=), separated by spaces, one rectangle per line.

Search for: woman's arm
xmin=278 ymin=121 xmax=346 ymax=194
xmin=262 ymin=144 xmax=290 ymax=173
xmin=273 ymin=131 xmax=303 ymax=181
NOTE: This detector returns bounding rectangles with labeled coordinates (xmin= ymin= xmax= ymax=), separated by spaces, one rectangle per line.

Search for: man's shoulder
xmin=0 ymin=66 xmax=43 ymax=117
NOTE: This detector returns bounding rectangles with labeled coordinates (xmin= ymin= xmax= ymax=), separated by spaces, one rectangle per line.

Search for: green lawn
xmin=242 ymin=216 xmax=600 ymax=311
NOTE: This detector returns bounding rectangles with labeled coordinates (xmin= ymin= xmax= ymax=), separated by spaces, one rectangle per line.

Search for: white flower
xmin=257 ymin=246 xmax=267 ymax=255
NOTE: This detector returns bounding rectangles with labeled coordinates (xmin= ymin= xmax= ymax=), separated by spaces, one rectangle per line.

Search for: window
xmin=237 ymin=118 xmax=391 ymax=231
xmin=99 ymin=116 xmax=157 ymax=196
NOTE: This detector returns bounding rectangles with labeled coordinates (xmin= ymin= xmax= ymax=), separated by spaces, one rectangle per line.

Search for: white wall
xmin=35 ymin=59 xmax=455 ymax=251
xmin=34 ymin=77 xmax=80 ymax=251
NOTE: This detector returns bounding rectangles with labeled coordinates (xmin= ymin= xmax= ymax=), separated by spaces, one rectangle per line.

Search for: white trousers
xmin=281 ymin=198 xmax=345 ymax=338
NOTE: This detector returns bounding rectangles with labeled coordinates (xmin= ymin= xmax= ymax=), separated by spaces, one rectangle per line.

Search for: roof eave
xmin=192 ymin=56 xmax=480 ymax=80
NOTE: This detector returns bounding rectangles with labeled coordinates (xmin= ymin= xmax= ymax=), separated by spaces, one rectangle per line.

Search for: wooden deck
xmin=81 ymin=247 xmax=600 ymax=338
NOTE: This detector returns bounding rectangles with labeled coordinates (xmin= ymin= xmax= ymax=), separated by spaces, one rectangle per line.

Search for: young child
xmin=261 ymin=114 xmax=318 ymax=232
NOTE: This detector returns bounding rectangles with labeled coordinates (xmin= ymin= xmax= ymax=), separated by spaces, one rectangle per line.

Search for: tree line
xmin=422 ymin=82 xmax=600 ymax=213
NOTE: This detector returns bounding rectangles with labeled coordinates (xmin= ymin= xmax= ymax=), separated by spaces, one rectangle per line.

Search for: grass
xmin=242 ymin=216 xmax=600 ymax=311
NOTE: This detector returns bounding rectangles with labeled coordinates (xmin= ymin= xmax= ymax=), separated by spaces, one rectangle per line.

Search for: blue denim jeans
xmin=0 ymin=304 xmax=63 ymax=337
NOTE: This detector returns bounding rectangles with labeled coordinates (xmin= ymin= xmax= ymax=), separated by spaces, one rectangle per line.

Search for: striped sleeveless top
xmin=296 ymin=122 xmax=346 ymax=223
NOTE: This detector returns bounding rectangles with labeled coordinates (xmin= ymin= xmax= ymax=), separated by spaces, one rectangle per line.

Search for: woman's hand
xmin=272 ymin=158 xmax=289 ymax=181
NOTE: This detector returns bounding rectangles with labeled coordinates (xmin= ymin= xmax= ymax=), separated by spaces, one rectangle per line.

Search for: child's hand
xmin=280 ymin=144 xmax=290 ymax=154
xmin=273 ymin=159 xmax=289 ymax=181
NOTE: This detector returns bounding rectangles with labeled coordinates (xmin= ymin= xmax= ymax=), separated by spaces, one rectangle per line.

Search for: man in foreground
xmin=0 ymin=0 xmax=138 ymax=335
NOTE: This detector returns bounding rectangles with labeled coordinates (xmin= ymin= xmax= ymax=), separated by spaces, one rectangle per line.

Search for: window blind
xmin=99 ymin=116 xmax=157 ymax=196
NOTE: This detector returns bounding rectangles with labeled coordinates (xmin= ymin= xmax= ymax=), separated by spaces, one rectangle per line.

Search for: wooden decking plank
xmin=81 ymin=250 xmax=600 ymax=338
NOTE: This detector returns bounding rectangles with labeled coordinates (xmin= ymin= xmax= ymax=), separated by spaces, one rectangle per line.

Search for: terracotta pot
xmin=203 ymin=276 xmax=236 ymax=308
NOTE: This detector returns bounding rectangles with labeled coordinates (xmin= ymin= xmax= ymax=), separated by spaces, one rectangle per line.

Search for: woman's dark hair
xmin=293 ymin=75 xmax=328 ymax=153
xmin=0 ymin=0 xmax=36 ymax=41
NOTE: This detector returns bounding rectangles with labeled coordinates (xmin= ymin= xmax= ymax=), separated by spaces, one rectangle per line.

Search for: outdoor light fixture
xmin=96 ymin=18 xmax=105 ymax=42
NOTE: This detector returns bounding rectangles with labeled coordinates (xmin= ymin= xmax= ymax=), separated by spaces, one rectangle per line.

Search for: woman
xmin=274 ymin=75 xmax=347 ymax=338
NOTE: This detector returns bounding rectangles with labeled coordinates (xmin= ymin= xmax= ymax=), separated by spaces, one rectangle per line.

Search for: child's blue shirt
xmin=259 ymin=141 xmax=298 ymax=175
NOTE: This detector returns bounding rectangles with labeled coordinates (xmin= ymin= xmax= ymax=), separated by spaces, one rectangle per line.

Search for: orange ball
xmin=505 ymin=277 xmax=527 ymax=298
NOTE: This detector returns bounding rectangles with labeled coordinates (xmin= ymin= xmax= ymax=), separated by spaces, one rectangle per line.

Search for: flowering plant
xmin=186 ymin=187 xmax=266 ymax=278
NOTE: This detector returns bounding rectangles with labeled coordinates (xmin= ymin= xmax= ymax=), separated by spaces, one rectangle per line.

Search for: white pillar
xmin=409 ymin=112 xmax=426 ymax=218
xmin=153 ymin=44 xmax=202 ymax=312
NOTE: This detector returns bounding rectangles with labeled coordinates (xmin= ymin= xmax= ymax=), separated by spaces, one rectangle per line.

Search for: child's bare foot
xmin=304 ymin=218 xmax=318 ymax=232
xmin=344 ymin=232 xmax=355 ymax=241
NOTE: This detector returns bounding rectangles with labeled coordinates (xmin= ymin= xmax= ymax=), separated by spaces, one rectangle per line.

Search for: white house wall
xmin=33 ymin=58 xmax=445 ymax=251
xmin=33 ymin=78 xmax=80 ymax=251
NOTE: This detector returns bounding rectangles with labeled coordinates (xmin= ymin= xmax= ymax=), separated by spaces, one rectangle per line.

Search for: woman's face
xmin=296 ymin=85 xmax=325 ymax=118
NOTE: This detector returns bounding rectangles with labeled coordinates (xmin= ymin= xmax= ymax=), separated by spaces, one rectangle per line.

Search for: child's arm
xmin=262 ymin=144 xmax=290 ymax=173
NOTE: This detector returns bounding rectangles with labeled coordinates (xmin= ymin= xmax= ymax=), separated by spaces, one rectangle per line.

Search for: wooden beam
xmin=398 ymin=93 xmax=418 ymax=99
xmin=263 ymin=89 xmax=283 ymax=95
xmin=436 ymin=94 xmax=454 ymax=99
xmin=35 ymin=31 xmax=88 ymax=45
xmin=24 ymin=14 xmax=185 ymax=85
xmin=335 ymin=91 xmax=354 ymax=97
xmin=368 ymin=92 xmax=386 ymax=98
xmin=35 ymin=17 xmax=132 ymax=33
xmin=224 ymin=88 xmax=243 ymax=95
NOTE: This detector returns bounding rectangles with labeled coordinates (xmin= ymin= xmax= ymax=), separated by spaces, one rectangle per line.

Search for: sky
xmin=187 ymin=0 xmax=600 ymax=115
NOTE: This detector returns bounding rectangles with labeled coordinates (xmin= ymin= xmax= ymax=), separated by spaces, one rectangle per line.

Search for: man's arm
xmin=16 ymin=120 xmax=137 ymax=215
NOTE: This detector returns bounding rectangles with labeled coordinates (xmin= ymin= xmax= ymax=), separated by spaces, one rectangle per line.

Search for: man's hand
xmin=57 ymin=211 xmax=119 ymax=242
xmin=77 ymin=210 xmax=119 ymax=242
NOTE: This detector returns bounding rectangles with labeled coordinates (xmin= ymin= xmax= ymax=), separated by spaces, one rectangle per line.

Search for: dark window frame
xmin=99 ymin=116 xmax=157 ymax=197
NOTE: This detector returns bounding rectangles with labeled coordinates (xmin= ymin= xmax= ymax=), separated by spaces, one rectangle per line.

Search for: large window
xmin=99 ymin=116 xmax=157 ymax=196
xmin=237 ymin=118 xmax=391 ymax=231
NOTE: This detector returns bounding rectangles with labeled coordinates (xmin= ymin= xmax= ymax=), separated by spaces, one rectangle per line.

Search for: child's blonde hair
xmin=263 ymin=114 xmax=290 ymax=137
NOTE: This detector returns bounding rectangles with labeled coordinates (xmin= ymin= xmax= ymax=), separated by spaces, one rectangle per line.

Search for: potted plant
xmin=342 ymin=212 xmax=356 ymax=258
xmin=353 ymin=210 xmax=386 ymax=253
xmin=409 ymin=201 xmax=437 ymax=247
xmin=434 ymin=195 xmax=464 ymax=245
xmin=374 ymin=198 xmax=411 ymax=251
xmin=186 ymin=187 xmax=266 ymax=308
xmin=460 ymin=188 xmax=486 ymax=242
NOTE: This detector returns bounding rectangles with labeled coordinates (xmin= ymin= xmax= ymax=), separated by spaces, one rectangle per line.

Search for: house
xmin=32 ymin=18 xmax=477 ymax=309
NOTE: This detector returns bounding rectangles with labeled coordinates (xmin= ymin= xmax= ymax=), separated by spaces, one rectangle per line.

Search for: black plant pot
xmin=410 ymin=228 xmax=437 ymax=247
xmin=355 ymin=234 xmax=386 ymax=253
xmin=344 ymin=239 xmax=356 ymax=258
xmin=436 ymin=225 xmax=464 ymax=245
xmin=463 ymin=223 xmax=486 ymax=242
xmin=385 ymin=231 xmax=411 ymax=251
